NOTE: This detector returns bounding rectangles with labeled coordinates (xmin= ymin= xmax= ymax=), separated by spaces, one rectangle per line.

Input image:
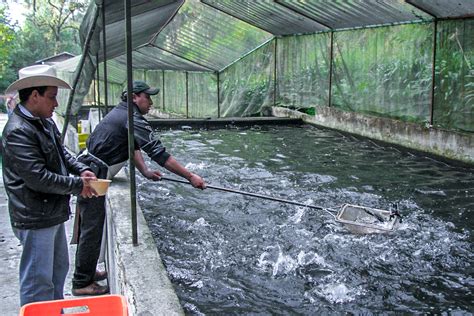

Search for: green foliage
xmin=276 ymin=33 xmax=330 ymax=110
xmin=0 ymin=5 xmax=18 ymax=93
xmin=157 ymin=0 xmax=271 ymax=70
xmin=434 ymin=19 xmax=474 ymax=132
xmin=1 ymin=0 xmax=87 ymax=93
xmin=331 ymin=23 xmax=433 ymax=123
xmin=219 ymin=42 xmax=274 ymax=117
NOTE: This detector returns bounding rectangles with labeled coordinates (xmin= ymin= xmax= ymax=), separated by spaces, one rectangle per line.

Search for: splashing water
xmin=139 ymin=125 xmax=474 ymax=314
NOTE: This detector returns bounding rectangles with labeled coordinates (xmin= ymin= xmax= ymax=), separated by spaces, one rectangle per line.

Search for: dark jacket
xmin=86 ymin=101 xmax=170 ymax=166
xmin=2 ymin=106 xmax=90 ymax=229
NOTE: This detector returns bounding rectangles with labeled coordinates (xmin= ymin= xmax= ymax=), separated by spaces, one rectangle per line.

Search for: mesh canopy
xmin=98 ymin=80 xmax=123 ymax=107
xmin=188 ymin=72 xmax=218 ymax=118
xmin=408 ymin=0 xmax=474 ymax=18
xmin=331 ymin=23 xmax=433 ymax=123
xmin=201 ymin=0 xmax=328 ymax=35
xmin=69 ymin=0 xmax=183 ymax=115
xmin=434 ymin=19 xmax=474 ymax=133
xmin=276 ymin=33 xmax=331 ymax=110
xmin=55 ymin=71 xmax=74 ymax=115
xmin=146 ymin=70 xmax=164 ymax=112
xmin=91 ymin=1 xmax=183 ymax=62
xmin=136 ymin=46 xmax=211 ymax=72
xmin=133 ymin=69 xmax=146 ymax=84
xmin=163 ymin=71 xmax=187 ymax=117
xmin=66 ymin=0 xmax=474 ymax=133
xmin=54 ymin=56 xmax=128 ymax=112
xmin=153 ymin=0 xmax=273 ymax=72
xmin=96 ymin=59 xmax=128 ymax=84
xmin=278 ymin=0 xmax=432 ymax=29
xmin=219 ymin=41 xmax=275 ymax=117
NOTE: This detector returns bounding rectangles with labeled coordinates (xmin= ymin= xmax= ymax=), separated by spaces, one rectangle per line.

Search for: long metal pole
xmin=160 ymin=176 xmax=385 ymax=222
xmin=60 ymin=7 xmax=99 ymax=143
xmin=101 ymin=3 xmax=109 ymax=115
xmin=273 ymin=37 xmax=277 ymax=109
xmin=96 ymin=52 xmax=101 ymax=121
xmin=125 ymin=0 xmax=138 ymax=245
xmin=216 ymin=72 xmax=220 ymax=118
xmin=161 ymin=176 xmax=325 ymax=211
xmin=162 ymin=70 xmax=165 ymax=111
xmin=328 ymin=31 xmax=334 ymax=107
xmin=429 ymin=20 xmax=438 ymax=126
xmin=185 ymin=71 xmax=189 ymax=118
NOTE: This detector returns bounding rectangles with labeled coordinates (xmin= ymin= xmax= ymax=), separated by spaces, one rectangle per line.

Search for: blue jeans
xmin=13 ymin=223 xmax=69 ymax=306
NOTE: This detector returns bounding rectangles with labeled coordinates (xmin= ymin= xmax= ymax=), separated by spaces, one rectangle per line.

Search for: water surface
xmin=138 ymin=125 xmax=473 ymax=314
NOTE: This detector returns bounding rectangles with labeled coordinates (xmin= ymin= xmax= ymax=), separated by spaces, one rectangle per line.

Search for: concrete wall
xmin=106 ymin=170 xmax=184 ymax=316
xmin=272 ymin=106 xmax=474 ymax=165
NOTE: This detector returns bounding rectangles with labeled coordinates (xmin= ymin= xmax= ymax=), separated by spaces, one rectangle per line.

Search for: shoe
xmin=94 ymin=270 xmax=108 ymax=281
xmin=72 ymin=282 xmax=109 ymax=296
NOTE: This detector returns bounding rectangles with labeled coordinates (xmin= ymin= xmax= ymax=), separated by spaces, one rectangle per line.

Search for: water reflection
xmin=139 ymin=125 xmax=473 ymax=314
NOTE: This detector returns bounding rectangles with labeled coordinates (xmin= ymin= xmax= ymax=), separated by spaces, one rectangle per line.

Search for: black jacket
xmin=86 ymin=101 xmax=170 ymax=166
xmin=2 ymin=106 xmax=90 ymax=229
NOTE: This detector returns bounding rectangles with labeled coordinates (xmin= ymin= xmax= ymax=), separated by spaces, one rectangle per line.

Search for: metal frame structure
xmin=66 ymin=0 xmax=473 ymax=243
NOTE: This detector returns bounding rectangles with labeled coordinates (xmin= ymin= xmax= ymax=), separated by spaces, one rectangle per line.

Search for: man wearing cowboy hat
xmin=2 ymin=64 xmax=97 ymax=306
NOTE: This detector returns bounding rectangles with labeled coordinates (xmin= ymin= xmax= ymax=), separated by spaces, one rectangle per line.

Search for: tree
xmin=1 ymin=0 xmax=88 ymax=93
xmin=0 ymin=4 xmax=18 ymax=94
xmin=25 ymin=0 xmax=88 ymax=54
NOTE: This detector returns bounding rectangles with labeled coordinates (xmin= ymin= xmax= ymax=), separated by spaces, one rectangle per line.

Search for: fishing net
xmin=334 ymin=204 xmax=400 ymax=234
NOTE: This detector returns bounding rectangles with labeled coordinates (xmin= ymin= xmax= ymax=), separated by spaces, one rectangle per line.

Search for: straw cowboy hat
xmin=5 ymin=64 xmax=71 ymax=94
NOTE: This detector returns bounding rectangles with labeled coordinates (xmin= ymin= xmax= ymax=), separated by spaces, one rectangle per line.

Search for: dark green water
xmin=138 ymin=125 xmax=473 ymax=315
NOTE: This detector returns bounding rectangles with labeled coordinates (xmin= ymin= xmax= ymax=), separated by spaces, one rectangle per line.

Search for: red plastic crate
xmin=19 ymin=294 xmax=128 ymax=316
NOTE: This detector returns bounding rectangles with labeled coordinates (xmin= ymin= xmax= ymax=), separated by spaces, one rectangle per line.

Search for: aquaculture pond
xmin=137 ymin=125 xmax=473 ymax=315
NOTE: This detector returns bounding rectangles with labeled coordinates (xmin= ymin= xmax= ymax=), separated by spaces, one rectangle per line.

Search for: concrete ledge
xmin=106 ymin=170 xmax=184 ymax=316
xmin=272 ymin=106 xmax=474 ymax=165
xmin=148 ymin=116 xmax=303 ymax=129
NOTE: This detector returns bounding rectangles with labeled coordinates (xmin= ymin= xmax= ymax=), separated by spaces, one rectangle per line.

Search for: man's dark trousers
xmin=72 ymin=155 xmax=108 ymax=289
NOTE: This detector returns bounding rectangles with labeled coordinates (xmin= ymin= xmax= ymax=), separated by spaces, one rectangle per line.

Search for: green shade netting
xmin=98 ymin=80 xmax=123 ymax=107
xmin=219 ymin=41 xmax=275 ymax=117
xmin=55 ymin=70 xmax=74 ymax=115
xmin=164 ymin=71 xmax=187 ymax=117
xmin=331 ymin=23 xmax=433 ymax=123
xmin=279 ymin=0 xmax=431 ymax=29
xmin=201 ymin=0 xmax=327 ymax=35
xmin=188 ymin=72 xmax=218 ymax=118
xmin=133 ymin=69 xmax=146 ymax=82
xmin=276 ymin=33 xmax=331 ymax=110
xmin=434 ymin=19 xmax=474 ymax=133
xmin=154 ymin=0 xmax=272 ymax=71
xmin=146 ymin=70 xmax=164 ymax=112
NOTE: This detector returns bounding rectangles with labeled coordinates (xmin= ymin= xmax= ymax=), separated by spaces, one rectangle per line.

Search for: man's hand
xmin=188 ymin=173 xmax=206 ymax=190
xmin=141 ymin=169 xmax=162 ymax=181
xmin=80 ymin=170 xmax=97 ymax=198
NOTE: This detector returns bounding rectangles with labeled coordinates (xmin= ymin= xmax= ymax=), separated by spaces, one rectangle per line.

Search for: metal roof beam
xmin=219 ymin=37 xmax=274 ymax=73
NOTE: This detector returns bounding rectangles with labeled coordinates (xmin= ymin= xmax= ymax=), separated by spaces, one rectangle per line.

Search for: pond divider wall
xmin=105 ymin=169 xmax=184 ymax=316
xmin=148 ymin=116 xmax=303 ymax=129
xmin=272 ymin=106 xmax=474 ymax=165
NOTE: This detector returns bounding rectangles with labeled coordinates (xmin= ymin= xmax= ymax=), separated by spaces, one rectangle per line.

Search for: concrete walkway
xmin=0 ymin=181 xmax=22 ymax=316
xmin=0 ymin=181 xmax=92 ymax=315
xmin=0 ymin=171 xmax=183 ymax=316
